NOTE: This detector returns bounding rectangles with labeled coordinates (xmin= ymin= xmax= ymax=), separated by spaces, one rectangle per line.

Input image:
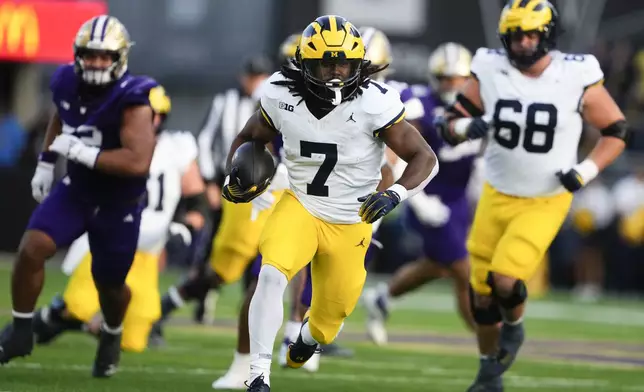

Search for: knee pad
xmin=496 ymin=279 xmax=527 ymax=310
xmin=469 ymin=286 xmax=502 ymax=326
xmin=486 ymin=273 xmax=527 ymax=310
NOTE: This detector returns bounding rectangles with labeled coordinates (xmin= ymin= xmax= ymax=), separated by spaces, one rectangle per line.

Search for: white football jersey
xmin=61 ymin=130 xmax=198 ymax=275
xmin=473 ymin=48 xmax=604 ymax=197
xmin=260 ymin=72 xmax=405 ymax=224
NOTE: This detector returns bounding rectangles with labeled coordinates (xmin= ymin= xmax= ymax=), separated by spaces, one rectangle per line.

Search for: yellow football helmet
xmin=428 ymin=42 xmax=472 ymax=103
xmin=498 ymin=0 xmax=559 ymax=68
xmin=73 ymin=15 xmax=133 ymax=85
xmin=359 ymin=26 xmax=393 ymax=82
xmin=297 ymin=15 xmax=366 ymax=105
xmin=279 ymin=33 xmax=301 ymax=67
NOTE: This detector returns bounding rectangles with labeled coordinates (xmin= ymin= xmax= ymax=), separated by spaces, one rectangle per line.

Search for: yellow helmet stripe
xmin=329 ymin=15 xmax=337 ymax=32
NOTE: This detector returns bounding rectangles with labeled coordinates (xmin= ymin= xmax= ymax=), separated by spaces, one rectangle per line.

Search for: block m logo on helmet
xmin=0 ymin=2 xmax=39 ymax=58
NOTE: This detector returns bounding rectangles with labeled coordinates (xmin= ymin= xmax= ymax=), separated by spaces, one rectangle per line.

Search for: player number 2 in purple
xmin=61 ymin=123 xmax=103 ymax=147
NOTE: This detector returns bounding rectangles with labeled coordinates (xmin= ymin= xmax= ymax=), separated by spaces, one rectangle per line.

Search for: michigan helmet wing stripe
xmin=513 ymin=0 xmax=531 ymax=9
xmin=317 ymin=16 xmax=332 ymax=31
xmin=515 ymin=0 xmax=548 ymax=10
xmin=329 ymin=15 xmax=338 ymax=32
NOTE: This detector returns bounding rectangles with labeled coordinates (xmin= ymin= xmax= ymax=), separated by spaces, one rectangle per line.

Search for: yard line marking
xmin=3 ymin=362 xmax=634 ymax=390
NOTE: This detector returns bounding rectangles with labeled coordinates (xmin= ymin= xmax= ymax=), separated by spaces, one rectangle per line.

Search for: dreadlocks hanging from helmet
xmin=273 ymin=15 xmax=388 ymax=107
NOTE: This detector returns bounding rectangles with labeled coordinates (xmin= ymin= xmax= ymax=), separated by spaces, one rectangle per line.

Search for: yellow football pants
xmin=210 ymin=190 xmax=284 ymax=283
xmin=63 ymin=251 xmax=160 ymax=352
xmin=259 ymin=191 xmax=372 ymax=344
xmin=467 ymin=182 xmax=572 ymax=295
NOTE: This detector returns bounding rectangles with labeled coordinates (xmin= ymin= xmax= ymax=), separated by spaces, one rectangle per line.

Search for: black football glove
xmin=221 ymin=168 xmax=269 ymax=203
xmin=436 ymin=116 xmax=489 ymax=146
xmin=556 ymin=168 xmax=585 ymax=193
xmin=465 ymin=117 xmax=490 ymax=140
xmin=358 ymin=189 xmax=401 ymax=224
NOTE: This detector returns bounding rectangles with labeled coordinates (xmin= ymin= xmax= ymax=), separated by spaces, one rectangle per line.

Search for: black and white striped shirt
xmin=197 ymin=88 xmax=258 ymax=184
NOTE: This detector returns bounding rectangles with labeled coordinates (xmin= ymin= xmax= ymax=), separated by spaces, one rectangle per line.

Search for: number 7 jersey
xmin=473 ymin=48 xmax=604 ymax=197
xmin=259 ymin=71 xmax=405 ymax=224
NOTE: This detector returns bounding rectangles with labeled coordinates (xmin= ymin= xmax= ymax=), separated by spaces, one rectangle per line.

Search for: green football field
xmin=0 ymin=261 xmax=643 ymax=392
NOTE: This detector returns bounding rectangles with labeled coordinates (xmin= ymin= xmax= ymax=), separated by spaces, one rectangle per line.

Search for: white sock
xmin=284 ymin=320 xmax=301 ymax=342
xmin=505 ymin=317 xmax=523 ymax=326
xmin=300 ymin=320 xmax=318 ymax=346
xmin=230 ymin=351 xmax=250 ymax=372
xmin=12 ymin=310 xmax=34 ymax=319
xmin=101 ymin=322 xmax=123 ymax=335
xmin=168 ymin=286 xmax=185 ymax=307
xmin=249 ymin=265 xmax=288 ymax=386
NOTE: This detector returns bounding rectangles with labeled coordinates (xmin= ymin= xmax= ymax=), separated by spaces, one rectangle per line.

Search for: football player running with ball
xmin=222 ymin=15 xmax=438 ymax=392
xmin=438 ymin=1 xmax=628 ymax=391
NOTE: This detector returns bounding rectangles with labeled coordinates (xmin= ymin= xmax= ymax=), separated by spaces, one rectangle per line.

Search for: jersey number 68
xmin=493 ymin=99 xmax=558 ymax=154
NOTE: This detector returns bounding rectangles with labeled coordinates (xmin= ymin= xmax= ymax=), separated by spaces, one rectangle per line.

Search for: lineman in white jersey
xmin=28 ymin=87 xmax=208 ymax=353
xmin=221 ymin=15 xmax=438 ymax=392
xmin=439 ymin=1 xmax=628 ymax=390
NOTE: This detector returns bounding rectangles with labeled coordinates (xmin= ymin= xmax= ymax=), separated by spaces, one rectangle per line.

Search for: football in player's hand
xmin=230 ymin=141 xmax=277 ymax=191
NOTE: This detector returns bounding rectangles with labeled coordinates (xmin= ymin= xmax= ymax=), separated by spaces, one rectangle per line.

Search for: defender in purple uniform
xmin=0 ymin=15 xmax=157 ymax=378
xmin=362 ymin=42 xmax=480 ymax=345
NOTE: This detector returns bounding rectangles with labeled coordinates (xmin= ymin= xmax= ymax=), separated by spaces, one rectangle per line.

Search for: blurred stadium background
xmin=0 ymin=1 xmax=643 ymax=391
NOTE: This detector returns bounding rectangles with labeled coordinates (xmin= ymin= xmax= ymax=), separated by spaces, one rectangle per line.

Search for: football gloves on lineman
xmin=557 ymin=160 xmax=600 ymax=193
xmin=556 ymin=168 xmax=584 ymax=193
xmin=358 ymin=189 xmax=401 ymax=223
xmin=221 ymin=167 xmax=269 ymax=204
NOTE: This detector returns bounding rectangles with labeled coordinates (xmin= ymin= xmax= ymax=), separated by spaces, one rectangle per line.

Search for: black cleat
xmin=286 ymin=319 xmax=320 ymax=369
xmin=33 ymin=307 xmax=64 ymax=345
xmin=467 ymin=376 xmax=504 ymax=392
xmin=92 ymin=328 xmax=122 ymax=378
xmin=246 ymin=375 xmax=270 ymax=391
xmin=320 ymin=342 xmax=354 ymax=358
xmin=467 ymin=357 xmax=506 ymax=391
xmin=0 ymin=320 xmax=34 ymax=365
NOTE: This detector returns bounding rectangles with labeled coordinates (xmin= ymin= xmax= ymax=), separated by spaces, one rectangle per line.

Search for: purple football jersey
xmin=400 ymin=84 xmax=479 ymax=202
xmin=50 ymin=64 xmax=158 ymax=203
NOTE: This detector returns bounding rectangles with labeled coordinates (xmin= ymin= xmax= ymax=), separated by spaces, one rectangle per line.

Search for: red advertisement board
xmin=0 ymin=1 xmax=107 ymax=63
